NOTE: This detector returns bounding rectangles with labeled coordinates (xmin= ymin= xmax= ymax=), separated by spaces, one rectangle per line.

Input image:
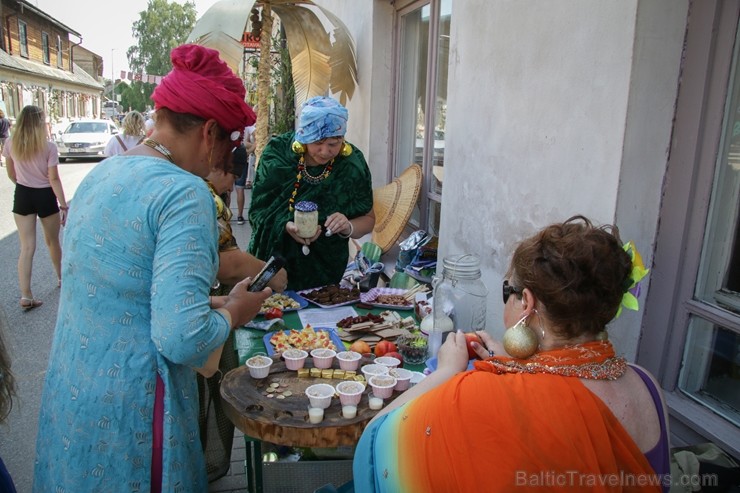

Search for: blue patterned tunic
xmin=33 ymin=156 xmax=229 ymax=492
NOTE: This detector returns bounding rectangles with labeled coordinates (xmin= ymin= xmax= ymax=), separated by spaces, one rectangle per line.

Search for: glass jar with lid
xmin=429 ymin=254 xmax=488 ymax=357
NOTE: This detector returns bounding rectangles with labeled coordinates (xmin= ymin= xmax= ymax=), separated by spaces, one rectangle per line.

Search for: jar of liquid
xmin=294 ymin=201 xmax=319 ymax=238
xmin=429 ymin=254 xmax=488 ymax=357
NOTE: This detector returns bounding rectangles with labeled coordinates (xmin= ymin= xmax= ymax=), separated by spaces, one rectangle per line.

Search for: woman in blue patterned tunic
xmin=33 ymin=45 xmax=267 ymax=493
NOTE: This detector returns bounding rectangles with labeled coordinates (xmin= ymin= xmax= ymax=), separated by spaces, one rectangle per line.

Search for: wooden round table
xmin=221 ymin=355 xmax=389 ymax=448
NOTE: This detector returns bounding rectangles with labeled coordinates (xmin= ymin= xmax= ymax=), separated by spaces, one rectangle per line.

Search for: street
xmin=0 ymin=159 xmax=99 ymax=492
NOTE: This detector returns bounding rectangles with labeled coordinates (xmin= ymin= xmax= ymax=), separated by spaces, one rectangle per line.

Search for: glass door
xmin=393 ymin=0 xmax=451 ymax=236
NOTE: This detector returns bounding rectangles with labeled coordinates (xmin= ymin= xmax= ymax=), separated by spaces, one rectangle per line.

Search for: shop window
xmin=42 ymin=32 xmax=50 ymax=65
xmin=18 ymin=21 xmax=28 ymax=58
xmin=392 ymin=0 xmax=451 ymax=236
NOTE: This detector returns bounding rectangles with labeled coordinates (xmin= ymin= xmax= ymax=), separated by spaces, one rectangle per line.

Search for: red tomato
xmin=264 ymin=307 xmax=283 ymax=320
xmin=385 ymin=351 xmax=404 ymax=365
xmin=374 ymin=340 xmax=397 ymax=358
xmin=464 ymin=332 xmax=482 ymax=359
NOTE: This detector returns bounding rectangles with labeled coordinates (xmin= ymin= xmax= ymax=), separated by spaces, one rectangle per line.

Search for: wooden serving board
xmin=221 ymin=355 xmax=397 ymax=448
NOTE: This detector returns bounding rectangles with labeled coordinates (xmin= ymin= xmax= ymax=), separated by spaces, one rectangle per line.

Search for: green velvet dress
xmin=248 ymin=132 xmax=373 ymax=291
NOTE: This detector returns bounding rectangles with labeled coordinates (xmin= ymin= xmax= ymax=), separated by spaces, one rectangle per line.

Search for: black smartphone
xmin=248 ymin=254 xmax=286 ymax=292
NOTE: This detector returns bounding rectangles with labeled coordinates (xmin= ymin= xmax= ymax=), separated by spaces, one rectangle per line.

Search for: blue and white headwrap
xmin=295 ymin=96 xmax=348 ymax=144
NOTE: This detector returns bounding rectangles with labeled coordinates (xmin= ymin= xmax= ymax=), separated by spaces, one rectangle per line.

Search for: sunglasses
xmin=502 ymin=280 xmax=523 ymax=304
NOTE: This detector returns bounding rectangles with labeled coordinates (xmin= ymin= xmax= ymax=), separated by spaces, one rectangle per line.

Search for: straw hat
xmin=372 ymin=164 xmax=422 ymax=253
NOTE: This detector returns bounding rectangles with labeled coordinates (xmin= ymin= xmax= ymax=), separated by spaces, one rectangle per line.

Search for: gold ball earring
xmin=503 ymin=314 xmax=539 ymax=359
xmin=291 ymin=141 xmax=306 ymax=154
xmin=340 ymin=142 xmax=352 ymax=157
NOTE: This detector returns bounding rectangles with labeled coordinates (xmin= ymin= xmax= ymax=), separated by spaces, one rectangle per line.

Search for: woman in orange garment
xmin=354 ymin=216 xmax=670 ymax=492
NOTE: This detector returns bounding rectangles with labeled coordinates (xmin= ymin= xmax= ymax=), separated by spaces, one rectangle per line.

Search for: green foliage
xmin=117 ymin=81 xmax=152 ymax=113
xmin=271 ymin=30 xmax=295 ymax=135
xmin=124 ymin=0 xmax=197 ymax=108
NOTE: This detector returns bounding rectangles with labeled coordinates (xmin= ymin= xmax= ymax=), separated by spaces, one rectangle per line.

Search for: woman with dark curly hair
xmin=354 ymin=216 xmax=669 ymax=493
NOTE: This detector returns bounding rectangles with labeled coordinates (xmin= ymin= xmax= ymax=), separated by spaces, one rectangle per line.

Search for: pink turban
xmin=152 ymin=44 xmax=256 ymax=140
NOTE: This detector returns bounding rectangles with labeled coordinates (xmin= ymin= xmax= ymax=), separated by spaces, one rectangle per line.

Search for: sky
xmin=30 ymin=0 xmax=218 ymax=77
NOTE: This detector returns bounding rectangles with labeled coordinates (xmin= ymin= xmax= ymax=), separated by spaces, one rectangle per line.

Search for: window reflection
xmin=679 ymin=318 xmax=740 ymax=426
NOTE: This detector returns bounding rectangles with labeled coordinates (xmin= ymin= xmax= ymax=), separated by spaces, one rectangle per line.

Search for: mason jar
xmin=294 ymin=201 xmax=319 ymax=238
xmin=429 ymin=254 xmax=488 ymax=357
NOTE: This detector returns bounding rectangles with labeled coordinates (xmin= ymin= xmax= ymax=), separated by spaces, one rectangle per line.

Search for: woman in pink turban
xmin=34 ymin=45 xmax=266 ymax=493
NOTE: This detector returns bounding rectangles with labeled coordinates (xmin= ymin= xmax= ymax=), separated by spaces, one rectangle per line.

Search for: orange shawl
xmin=392 ymin=342 xmax=662 ymax=492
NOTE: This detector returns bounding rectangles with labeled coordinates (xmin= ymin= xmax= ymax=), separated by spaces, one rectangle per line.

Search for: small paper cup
xmin=305 ymin=383 xmax=335 ymax=409
xmin=368 ymin=375 xmax=398 ymax=399
xmin=336 ymin=351 xmax=362 ymax=371
xmin=375 ymin=356 xmax=401 ymax=369
xmin=246 ymin=354 xmax=273 ymax=379
xmin=390 ymin=368 xmax=413 ymax=391
xmin=335 ymin=380 xmax=366 ymax=406
xmin=282 ymin=349 xmax=308 ymax=370
xmin=361 ymin=363 xmax=389 ymax=381
xmin=308 ymin=407 xmax=324 ymax=424
xmin=310 ymin=348 xmax=337 ymax=369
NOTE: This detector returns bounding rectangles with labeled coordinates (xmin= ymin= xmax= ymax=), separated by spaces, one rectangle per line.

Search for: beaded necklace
xmin=288 ymin=155 xmax=334 ymax=211
xmin=142 ymin=138 xmax=174 ymax=163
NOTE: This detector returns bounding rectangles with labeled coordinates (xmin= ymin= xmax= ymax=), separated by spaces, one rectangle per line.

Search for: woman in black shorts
xmin=2 ymin=106 xmax=67 ymax=311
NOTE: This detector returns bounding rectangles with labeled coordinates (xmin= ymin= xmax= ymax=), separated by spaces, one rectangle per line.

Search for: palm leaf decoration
xmin=272 ymin=5 xmax=332 ymax=107
xmin=314 ymin=5 xmax=358 ymax=105
xmin=188 ymin=0 xmax=358 ymax=158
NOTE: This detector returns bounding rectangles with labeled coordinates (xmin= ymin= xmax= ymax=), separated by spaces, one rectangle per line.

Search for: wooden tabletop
xmin=221 ymin=355 xmax=393 ymax=448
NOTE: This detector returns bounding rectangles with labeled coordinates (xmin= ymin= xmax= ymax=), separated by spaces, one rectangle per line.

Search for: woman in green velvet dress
xmin=248 ymin=96 xmax=375 ymax=290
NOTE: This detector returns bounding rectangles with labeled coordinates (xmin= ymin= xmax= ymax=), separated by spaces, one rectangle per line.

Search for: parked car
xmin=56 ymin=119 xmax=118 ymax=162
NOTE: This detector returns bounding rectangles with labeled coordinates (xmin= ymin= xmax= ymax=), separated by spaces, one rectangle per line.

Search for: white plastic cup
xmin=335 ymin=380 xmax=365 ymax=406
xmin=246 ymin=354 xmax=273 ymax=379
xmin=308 ymin=407 xmax=324 ymax=424
xmin=342 ymin=405 xmax=357 ymax=419
xmin=305 ymin=383 xmax=334 ymax=409
xmin=336 ymin=351 xmax=362 ymax=371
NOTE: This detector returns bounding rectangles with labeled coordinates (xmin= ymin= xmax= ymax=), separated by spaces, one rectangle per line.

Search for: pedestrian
xmin=2 ymin=105 xmax=67 ymax=311
xmin=234 ymin=124 xmax=256 ymax=224
xmin=0 ymin=109 xmax=11 ymax=167
xmin=104 ymin=110 xmax=145 ymax=156
xmin=33 ymin=44 xmax=269 ymax=493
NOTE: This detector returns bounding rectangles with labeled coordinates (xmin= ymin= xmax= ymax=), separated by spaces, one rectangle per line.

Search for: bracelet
xmin=339 ymin=221 xmax=354 ymax=238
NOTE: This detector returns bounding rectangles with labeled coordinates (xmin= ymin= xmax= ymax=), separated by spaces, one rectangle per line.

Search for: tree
xmin=126 ymin=0 xmax=197 ymax=107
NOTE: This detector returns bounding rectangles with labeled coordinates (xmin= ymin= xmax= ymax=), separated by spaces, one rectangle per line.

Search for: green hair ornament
xmin=616 ymin=241 xmax=650 ymax=318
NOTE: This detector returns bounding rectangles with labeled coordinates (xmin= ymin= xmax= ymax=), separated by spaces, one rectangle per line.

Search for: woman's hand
xmin=470 ymin=330 xmax=504 ymax=359
xmin=324 ymin=212 xmax=352 ymax=237
xmin=59 ymin=208 xmax=68 ymax=227
xmin=437 ymin=331 xmax=472 ymax=374
xmin=285 ymin=221 xmax=321 ymax=245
